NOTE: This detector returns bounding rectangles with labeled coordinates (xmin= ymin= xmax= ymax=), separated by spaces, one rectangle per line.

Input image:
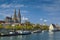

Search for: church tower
xmin=13 ymin=9 xmax=18 ymax=23
xmin=18 ymin=9 xmax=21 ymax=24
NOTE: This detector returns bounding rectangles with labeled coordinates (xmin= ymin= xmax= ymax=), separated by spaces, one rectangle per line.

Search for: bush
xmin=0 ymin=24 xmax=3 ymax=29
xmin=41 ymin=25 xmax=49 ymax=30
xmin=15 ymin=25 xmax=23 ymax=30
xmin=5 ymin=25 xmax=13 ymax=29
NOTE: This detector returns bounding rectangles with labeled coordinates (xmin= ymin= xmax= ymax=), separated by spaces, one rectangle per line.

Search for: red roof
xmin=0 ymin=21 xmax=5 ymax=24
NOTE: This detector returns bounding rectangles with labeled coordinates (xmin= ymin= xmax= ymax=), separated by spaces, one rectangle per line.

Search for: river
xmin=0 ymin=31 xmax=60 ymax=40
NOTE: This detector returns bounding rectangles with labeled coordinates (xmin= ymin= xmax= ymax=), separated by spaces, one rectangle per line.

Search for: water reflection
xmin=0 ymin=31 xmax=60 ymax=40
xmin=0 ymin=37 xmax=4 ymax=40
xmin=48 ymin=31 xmax=54 ymax=40
xmin=49 ymin=31 xmax=54 ymax=34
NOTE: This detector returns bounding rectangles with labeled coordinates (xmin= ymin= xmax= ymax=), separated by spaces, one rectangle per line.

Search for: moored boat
xmin=16 ymin=30 xmax=31 ymax=35
xmin=0 ymin=30 xmax=31 ymax=37
xmin=32 ymin=30 xmax=42 ymax=33
xmin=0 ymin=32 xmax=18 ymax=36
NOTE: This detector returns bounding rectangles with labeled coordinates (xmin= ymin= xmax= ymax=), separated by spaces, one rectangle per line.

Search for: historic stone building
xmin=5 ymin=9 xmax=21 ymax=24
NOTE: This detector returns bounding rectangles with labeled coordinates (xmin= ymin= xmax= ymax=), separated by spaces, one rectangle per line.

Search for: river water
xmin=0 ymin=31 xmax=60 ymax=40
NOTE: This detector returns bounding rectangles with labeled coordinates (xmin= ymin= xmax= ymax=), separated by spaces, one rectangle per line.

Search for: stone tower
xmin=13 ymin=9 xmax=18 ymax=23
xmin=18 ymin=9 xmax=21 ymax=24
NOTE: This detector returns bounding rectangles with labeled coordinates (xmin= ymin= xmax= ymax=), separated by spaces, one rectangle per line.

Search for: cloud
xmin=32 ymin=0 xmax=60 ymax=13
xmin=0 ymin=8 xmax=29 ymax=20
xmin=22 ymin=16 xmax=28 ymax=20
xmin=15 ymin=4 xmax=25 ymax=8
xmin=40 ymin=18 xmax=48 ymax=22
xmin=0 ymin=4 xmax=26 ymax=8
xmin=0 ymin=13 xmax=11 ymax=20
xmin=21 ymin=10 xmax=29 ymax=13
xmin=0 ymin=12 xmax=11 ymax=17
xmin=35 ymin=0 xmax=60 ymax=17
xmin=44 ymin=19 xmax=47 ymax=22
xmin=0 ymin=4 xmax=11 ymax=8
xmin=40 ymin=18 xmax=43 ymax=21
xmin=0 ymin=9 xmax=29 ymax=20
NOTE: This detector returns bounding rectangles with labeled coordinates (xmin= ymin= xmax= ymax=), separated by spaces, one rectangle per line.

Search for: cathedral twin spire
xmin=18 ymin=9 xmax=21 ymax=24
xmin=13 ymin=9 xmax=21 ymax=23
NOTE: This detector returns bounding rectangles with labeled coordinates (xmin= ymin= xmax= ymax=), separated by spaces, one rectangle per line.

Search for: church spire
xmin=13 ymin=9 xmax=18 ymax=23
xmin=18 ymin=9 xmax=21 ymax=24
xmin=14 ymin=9 xmax=17 ymax=18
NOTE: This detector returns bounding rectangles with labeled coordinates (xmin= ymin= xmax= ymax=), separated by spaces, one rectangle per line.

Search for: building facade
xmin=5 ymin=9 xmax=21 ymax=24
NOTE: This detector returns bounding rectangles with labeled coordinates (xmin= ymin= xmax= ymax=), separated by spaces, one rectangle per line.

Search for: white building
xmin=49 ymin=24 xmax=57 ymax=32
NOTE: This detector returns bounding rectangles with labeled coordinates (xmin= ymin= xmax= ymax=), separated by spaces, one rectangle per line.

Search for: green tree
xmin=24 ymin=20 xmax=32 ymax=26
xmin=33 ymin=24 xmax=41 ymax=30
xmin=0 ymin=24 xmax=3 ymax=29
xmin=5 ymin=25 xmax=13 ymax=29
xmin=15 ymin=25 xmax=23 ymax=30
xmin=23 ymin=21 xmax=33 ymax=30
xmin=41 ymin=25 xmax=49 ymax=30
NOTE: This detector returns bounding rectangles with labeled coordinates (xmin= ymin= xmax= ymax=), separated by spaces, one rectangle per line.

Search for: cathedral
xmin=5 ymin=9 xmax=21 ymax=24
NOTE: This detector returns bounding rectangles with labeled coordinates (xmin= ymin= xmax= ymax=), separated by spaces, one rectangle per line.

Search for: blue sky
xmin=0 ymin=0 xmax=60 ymax=25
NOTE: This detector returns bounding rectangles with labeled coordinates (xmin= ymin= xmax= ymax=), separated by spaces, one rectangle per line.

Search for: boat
xmin=16 ymin=30 xmax=31 ymax=35
xmin=0 ymin=31 xmax=19 ymax=37
xmin=32 ymin=30 xmax=42 ymax=33
xmin=0 ymin=30 xmax=31 ymax=37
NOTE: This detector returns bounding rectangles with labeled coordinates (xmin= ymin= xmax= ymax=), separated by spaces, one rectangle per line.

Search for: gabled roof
xmin=51 ymin=24 xmax=56 ymax=28
xmin=6 ymin=17 xmax=12 ymax=19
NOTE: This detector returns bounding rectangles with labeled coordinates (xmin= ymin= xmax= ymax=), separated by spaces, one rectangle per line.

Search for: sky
xmin=0 ymin=0 xmax=60 ymax=25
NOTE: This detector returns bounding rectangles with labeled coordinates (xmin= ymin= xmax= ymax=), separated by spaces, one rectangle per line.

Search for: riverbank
xmin=0 ymin=31 xmax=60 ymax=40
xmin=0 ymin=29 xmax=42 ymax=37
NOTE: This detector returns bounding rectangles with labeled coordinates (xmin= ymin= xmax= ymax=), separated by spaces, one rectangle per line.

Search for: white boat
xmin=16 ymin=30 xmax=31 ymax=35
xmin=32 ymin=30 xmax=41 ymax=33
